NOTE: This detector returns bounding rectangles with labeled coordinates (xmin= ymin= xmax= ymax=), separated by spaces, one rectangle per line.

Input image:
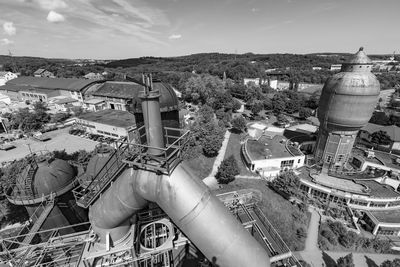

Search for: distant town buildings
xmin=33 ymin=69 xmax=55 ymax=78
xmin=243 ymin=78 xmax=268 ymax=87
xmin=329 ymin=64 xmax=342 ymax=71
xmin=84 ymin=72 xmax=104 ymax=80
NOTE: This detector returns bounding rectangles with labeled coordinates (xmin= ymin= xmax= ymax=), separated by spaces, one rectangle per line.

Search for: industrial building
xmin=0 ymin=77 xmax=102 ymax=103
xmin=89 ymin=80 xmax=180 ymax=128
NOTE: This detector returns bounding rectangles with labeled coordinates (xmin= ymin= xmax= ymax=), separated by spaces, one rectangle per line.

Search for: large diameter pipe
xmin=140 ymin=90 xmax=165 ymax=156
xmin=89 ymin=164 xmax=270 ymax=267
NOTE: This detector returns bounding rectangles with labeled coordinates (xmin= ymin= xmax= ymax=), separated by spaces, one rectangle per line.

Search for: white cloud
xmin=168 ymin=34 xmax=181 ymax=40
xmin=47 ymin=10 xmax=65 ymax=22
xmin=36 ymin=0 xmax=67 ymax=10
xmin=251 ymin=8 xmax=259 ymax=12
xmin=0 ymin=38 xmax=14 ymax=45
xmin=3 ymin=22 xmax=16 ymax=36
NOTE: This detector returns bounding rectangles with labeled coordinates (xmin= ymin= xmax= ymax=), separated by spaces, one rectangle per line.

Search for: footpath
xmin=203 ymin=130 xmax=231 ymax=189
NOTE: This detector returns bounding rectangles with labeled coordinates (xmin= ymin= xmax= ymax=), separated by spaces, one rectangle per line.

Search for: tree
xmin=232 ymin=99 xmax=242 ymax=111
xmin=272 ymin=95 xmax=286 ymax=114
xmin=250 ymin=101 xmax=263 ymax=115
xmin=369 ymin=111 xmax=390 ymax=125
xmin=299 ymin=107 xmax=312 ymax=119
xmin=231 ymin=116 xmax=247 ymax=133
xmin=270 ymin=171 xmax=300 ymax=198
xmin=50 ymin=112 xmax=70 ymax=123
xmin=371 ymin=130 xmax=392 ymax=146
xmin=216 ymin=155 xmax=240 ymax=184
xmin=337 ymin=253 xmax=355 ymax=267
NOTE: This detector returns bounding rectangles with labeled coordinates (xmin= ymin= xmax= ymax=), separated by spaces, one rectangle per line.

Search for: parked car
xmin=0 ymin=143 xmax=16 ymax=151
xmin=32 ymin=132 xmax=51 ymax=142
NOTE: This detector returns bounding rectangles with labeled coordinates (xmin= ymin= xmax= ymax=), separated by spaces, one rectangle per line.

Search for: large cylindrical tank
xmin=10 ymin=157 xmax=88 ymax=236
xmin=317 ymin=47 xmax=380 ymax=131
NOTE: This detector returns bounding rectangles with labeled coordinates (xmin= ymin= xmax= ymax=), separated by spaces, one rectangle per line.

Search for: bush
xmin=296 ymin=227 xmax=307 ymax=239
xmin=328 ymin=220 xmax=347 ymax=236
xmin=216 ymin=155 xmax=240 ymax=184
xmin=338 ymin=231 xmax=357 ymax=248
xmin=337 ymin=253 xmax=355 ymax=267
xmin=318 ymin=237 xmax=330 ymax=250
xmin=321 ymin=227 xmax=338 ymax=245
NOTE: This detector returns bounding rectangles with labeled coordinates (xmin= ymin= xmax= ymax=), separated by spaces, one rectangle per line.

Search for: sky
xmin=0 ymin=0 xmax=399 ymax=59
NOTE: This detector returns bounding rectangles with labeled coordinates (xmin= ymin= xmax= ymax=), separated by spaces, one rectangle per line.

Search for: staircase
xmin=25 ymin=159 xmax=38 ymax=198
xmin=73 ymin=143 xmax=128 ymax=209
xmin=21 ymin=195 xmax=55 ymax=246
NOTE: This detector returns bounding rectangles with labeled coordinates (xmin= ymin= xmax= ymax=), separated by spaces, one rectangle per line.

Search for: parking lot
xmin=0 ymin=127 xmax=99 ymax=163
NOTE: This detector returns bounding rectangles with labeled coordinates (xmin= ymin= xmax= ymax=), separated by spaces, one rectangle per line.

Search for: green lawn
xmin=214 ymin=178 xmax=311 ymax=251
xmin=184 ymin=154 xmax=216 ymax=179
xmin=223 ymin=132 xmax=254 ymax=176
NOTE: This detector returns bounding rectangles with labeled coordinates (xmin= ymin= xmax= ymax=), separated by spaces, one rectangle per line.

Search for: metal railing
xmin=6 ymin=194 xmax=55 ymax=251
xmin=72 ymin=140 xmax=129 ymax=209
xmin=0 ymin=222 xmax=90 ymax=267
xmin=120 ymin=126 xmax=190 ymax=175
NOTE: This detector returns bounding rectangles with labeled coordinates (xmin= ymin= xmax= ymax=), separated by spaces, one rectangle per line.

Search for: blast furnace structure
xmin=0 ymin=75 xmax=300 ymax=267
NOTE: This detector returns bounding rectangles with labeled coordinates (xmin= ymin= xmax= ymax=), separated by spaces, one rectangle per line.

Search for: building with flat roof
xmin=242 ymin=135 xmax=305 ymax=179
xmin=363 ymin=209 xmax=400 ymax=236
xmin=75 ymin=109 xmax=137 ymax=140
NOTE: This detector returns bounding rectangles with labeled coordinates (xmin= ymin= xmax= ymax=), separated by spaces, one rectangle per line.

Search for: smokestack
xmin=139 ymin=74 xmax=165 ymax=156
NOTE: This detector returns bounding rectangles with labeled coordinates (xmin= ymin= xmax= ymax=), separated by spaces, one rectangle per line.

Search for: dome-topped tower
xmin=314 ymin=47 xmax=380 ymax=171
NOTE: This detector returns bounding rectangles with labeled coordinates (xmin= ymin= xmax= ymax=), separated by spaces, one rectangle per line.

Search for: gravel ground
xmin=0 ymin=127 xmax=98 ymax=163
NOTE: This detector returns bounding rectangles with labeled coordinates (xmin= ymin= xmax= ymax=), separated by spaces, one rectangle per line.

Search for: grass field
xmin=214 ymin=178 xmax=311 ymax=251
xmin=223 ymin=132 xmax=254 ymax=176
xmin=184 ymin=154 xmax=216 ymax=179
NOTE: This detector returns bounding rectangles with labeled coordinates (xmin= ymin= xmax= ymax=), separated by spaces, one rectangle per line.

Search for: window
xmin=326 ymin=155 xmax=332 ymax=163
xmin=281 ymin=160 xmax=294 ymax=168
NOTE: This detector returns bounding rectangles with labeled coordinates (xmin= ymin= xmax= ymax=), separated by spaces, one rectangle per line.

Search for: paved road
xmin=203 ymin=130 xmax=231 ymax=189
xmin=0 ymin=128 xmax=98 ymax=163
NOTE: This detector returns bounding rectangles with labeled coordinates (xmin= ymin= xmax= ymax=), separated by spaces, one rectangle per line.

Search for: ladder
xmin=73 ymin=142 xmax=128 ymax=209
xmin=21 ymin=195 xmax=55 ymax=246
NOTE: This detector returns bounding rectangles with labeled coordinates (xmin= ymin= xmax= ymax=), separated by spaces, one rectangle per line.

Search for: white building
xmin=243 ymin=78 xmax=260 ymax=86
xmin=0 ymin=72 xmax=18 ymax=86
xmin=242 ymin=135 xmax=305 ymax=179
xmin=330 ymin=64 xmax=342 ymax=71
xmin=75 ymin=109 xmax=137 ymax=141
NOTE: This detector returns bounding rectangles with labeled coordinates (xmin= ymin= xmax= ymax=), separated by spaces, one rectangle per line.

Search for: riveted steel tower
xmin=314 ymin=47 xmax=380 ymax=171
